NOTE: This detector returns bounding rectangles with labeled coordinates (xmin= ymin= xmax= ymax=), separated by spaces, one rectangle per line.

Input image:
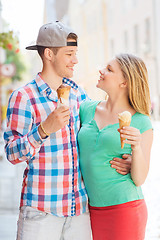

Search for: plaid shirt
xmin=4 ymin=73 xmax=89 ymax=217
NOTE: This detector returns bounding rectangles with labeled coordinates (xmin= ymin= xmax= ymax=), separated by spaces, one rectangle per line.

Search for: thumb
xmin=122 ymin=154 xmax=130 ymax=159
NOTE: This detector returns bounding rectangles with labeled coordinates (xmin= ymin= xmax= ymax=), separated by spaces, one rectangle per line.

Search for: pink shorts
xmin=89 ymin=199 xmax=147 ymax=240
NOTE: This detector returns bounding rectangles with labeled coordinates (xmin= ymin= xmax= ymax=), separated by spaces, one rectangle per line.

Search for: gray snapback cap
xmin=26 ymin=21 xmax=77 ymax=50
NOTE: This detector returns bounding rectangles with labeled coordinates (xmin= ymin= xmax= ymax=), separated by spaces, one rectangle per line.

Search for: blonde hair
xmin=115 ymin=53 xmax=151 ymax=116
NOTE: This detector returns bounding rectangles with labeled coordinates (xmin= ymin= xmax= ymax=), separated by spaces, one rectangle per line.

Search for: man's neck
xmin=41 ymin=68 xmax=63 ymax=91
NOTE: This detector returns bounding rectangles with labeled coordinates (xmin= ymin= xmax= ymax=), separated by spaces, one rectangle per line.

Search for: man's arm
xmin=4 ymin=90 xmax=70 ymax=165
xmin=4 ymin=90 xmax=40 ymax=165
xmin=110 ymin=154 xmax=132 ymax=175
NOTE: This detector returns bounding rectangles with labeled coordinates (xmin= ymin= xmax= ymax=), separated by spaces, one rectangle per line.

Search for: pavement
xmin=0 ymin=212 xmax=18 ymax=240
xmin=0 ymin=121 xmax=160 ymax=240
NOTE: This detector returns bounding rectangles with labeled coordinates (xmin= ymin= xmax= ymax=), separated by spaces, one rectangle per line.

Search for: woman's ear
xmin=120 ymin=80 xmax=128 ymax=88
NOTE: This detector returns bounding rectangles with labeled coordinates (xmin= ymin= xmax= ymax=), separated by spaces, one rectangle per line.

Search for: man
xmin=4 ymin=21 xmax=131 ymax=240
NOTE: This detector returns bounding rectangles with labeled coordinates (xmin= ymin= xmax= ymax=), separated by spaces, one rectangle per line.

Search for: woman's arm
xmin=120 ymin=127 xmax=153 ymax=186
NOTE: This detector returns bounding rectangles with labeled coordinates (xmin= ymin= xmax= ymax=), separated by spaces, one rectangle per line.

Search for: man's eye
xmin=108 ymin=67 xmax=111 ymax=72
xmin=67 ymin=54 xmax=72 ymax=56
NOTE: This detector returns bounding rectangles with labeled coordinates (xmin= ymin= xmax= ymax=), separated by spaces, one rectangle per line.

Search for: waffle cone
xmin=57 ymin=85 xmax=71 ymax=103
xmin=119 ymin=119 xmax=131 ymax=149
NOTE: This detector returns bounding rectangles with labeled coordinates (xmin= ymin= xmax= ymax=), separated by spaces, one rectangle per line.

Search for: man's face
xmin=51 ymin=39 xmax=78 ymax=79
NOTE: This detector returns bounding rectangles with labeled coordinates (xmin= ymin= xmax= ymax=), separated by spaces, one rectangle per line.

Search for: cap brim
xmin=26 ymin=45 xmax=38 ymax=50
xmin=26 ymin=41 xmax=78 ymax=50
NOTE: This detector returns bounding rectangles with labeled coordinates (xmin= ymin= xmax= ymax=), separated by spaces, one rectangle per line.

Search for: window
xmin=124 ymin=31 xmax=129 ymax=51
xmin=132 ymin=0 xmax=137 ymax=7
xmin=107 ymin=1 xmax=114 ymax=24
xmin=110 ymin=39 xmax=114 ymax=57
xmin=122 ymin=0 xmax=132 ymax=13
xmin=134 ymin=24 xmax=139 ymax=53
xmin=144 ymin=18 xmax=151 ymax=53
xmin=78 ymin=0 xmax=86 ymax=4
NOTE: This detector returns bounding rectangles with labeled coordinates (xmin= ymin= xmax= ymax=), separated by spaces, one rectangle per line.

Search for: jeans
xmin=17 ymin=206 xmax=92 ymax=240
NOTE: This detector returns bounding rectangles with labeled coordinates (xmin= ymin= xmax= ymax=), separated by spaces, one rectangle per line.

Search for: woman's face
xmin=96 ymin=59 xmax=126 ymax=94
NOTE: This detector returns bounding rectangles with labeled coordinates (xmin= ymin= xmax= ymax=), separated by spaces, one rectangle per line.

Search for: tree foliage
xmin=0 ymin=31 xmax=26 ymax=81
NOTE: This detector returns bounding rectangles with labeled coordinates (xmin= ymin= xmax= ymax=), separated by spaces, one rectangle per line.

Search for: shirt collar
xmin=63 ymin=78 xmax=78 ymax=90
xmin=35 ymin=73 xmax=50 ymax=93
xmin=35 ymin=73 xmax=78 ymax=102
xmin=35 ymin=73 xmax=58 ymax=102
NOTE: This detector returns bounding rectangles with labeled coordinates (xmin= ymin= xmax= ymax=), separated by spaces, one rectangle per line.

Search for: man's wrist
xmin=39 ymin=122 xmax=50 ymax=139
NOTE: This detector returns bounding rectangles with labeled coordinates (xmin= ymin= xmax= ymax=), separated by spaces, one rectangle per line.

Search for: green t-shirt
xmin=78 ymin=100 xmax=152 ymax=207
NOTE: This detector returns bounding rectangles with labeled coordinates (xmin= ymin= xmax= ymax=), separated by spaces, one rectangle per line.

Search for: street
xmin=0 ymin=121 xmax=160 ymax=240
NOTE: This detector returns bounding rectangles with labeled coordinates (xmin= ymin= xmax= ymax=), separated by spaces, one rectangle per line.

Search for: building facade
xmin=67 ymin=0 xmax=160 ymax=118
xmin=106 ymin=0 xmax=160 ymax=119
xmin=0 ymin=1 xmax=26 ymax=212
xmin=68 ymin=0 xmax=108 ymax=100
xmin=44 ymin=0 xmax=70 ymax=23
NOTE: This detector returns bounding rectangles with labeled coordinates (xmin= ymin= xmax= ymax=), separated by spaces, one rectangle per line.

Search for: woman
xmin=78 ymin=54 xmax=153 ymax=240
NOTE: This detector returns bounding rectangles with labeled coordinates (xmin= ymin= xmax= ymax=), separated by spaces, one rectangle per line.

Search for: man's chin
xmin=64 ymin=73 xmax=73 ymax=79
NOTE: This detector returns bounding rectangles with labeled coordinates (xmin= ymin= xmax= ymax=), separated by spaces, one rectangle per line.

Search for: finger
xmin=64 ymin=120 xmax=70 ymax=125
xmin=122 ymin=154 xmax=131 ymax=160
xmin=111 ymin=163 xmax=130 ymax=170
xmin=116 ymin=169 xmax=129 ymax=175
xmin=58 ymin=105 xmax=70 ymax=112
xmin=120 ymin=130 xmax=139 ymax=137
xmin=123 ymin=139 xmax=138 ymax=145
xmin=111 ymin=157 xmax=130 ymax=163
xmin=120 ymin=134 xmax=139 ymax=141
xmin=63 ymin=116 xmax=70 ymax=122
xmin=61 ymin=109 xmax=70 ymax=115
xmin=122 ymin=126 xmax=138 ymax=131
xmin=61 ymin=111 xmax=70 ymax=117
xmin=122 ymin=154 xmax=129 ymax=158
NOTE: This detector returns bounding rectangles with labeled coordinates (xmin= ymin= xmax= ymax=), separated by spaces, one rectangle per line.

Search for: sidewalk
xmin=0 ymin=212 xmax=18 ymax=240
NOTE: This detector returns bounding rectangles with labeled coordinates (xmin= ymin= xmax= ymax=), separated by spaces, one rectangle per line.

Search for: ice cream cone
xmin=118 ymin=111 xmax=132 ymax=149
xmin=57 ymin=84 xmax=71 ymax=107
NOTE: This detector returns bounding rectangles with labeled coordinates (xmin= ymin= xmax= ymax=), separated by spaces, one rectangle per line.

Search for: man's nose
xmin=72 ymin=55 xmax=78 ymax=64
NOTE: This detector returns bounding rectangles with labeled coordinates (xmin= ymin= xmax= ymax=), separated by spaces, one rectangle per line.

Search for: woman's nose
xmin=99 ymin=69 xmax=104 ymax=75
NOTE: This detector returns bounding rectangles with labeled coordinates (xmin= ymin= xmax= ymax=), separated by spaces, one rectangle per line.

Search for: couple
xmin=4 ymin=21 xmax=153 ymax=240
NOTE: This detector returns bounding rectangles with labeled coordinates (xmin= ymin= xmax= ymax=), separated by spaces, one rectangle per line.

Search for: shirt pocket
xmin=20 ymin=206 xmax=48 ymax=221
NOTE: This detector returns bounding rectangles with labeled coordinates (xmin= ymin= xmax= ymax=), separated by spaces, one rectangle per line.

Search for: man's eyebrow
xmin=65 ymin=49 xmax=78 ymax=53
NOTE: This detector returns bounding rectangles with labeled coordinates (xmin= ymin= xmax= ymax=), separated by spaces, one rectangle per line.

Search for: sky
xmin=1 ymin=0 xmax=45 ymax=50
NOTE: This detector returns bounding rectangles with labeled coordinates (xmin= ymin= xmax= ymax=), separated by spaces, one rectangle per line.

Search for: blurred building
xmin=26 ymin=0 xmax=71 ymax=80
xmin=106 ymin=0 xmax=160 ymax=119
xmin=67 ymin=0 xmax=160 ymax=118
xmin=0 ymin=0 xmax=25 ymax=212
xmin=44 ymin=0 xmax=70 ymax=23
xmin=68 ymin=0 xmax=108 ymax=100
xmin=44 ymin=0 xmax=108 ymax=100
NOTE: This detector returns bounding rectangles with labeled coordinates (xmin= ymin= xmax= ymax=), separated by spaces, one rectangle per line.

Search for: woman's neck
xmin=105 ymin=94 xmax=135 ymax=115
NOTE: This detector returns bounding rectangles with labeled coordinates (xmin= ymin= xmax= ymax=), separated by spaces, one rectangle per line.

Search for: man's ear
xmin=44 ymin=48 xmax=54 ymax=61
